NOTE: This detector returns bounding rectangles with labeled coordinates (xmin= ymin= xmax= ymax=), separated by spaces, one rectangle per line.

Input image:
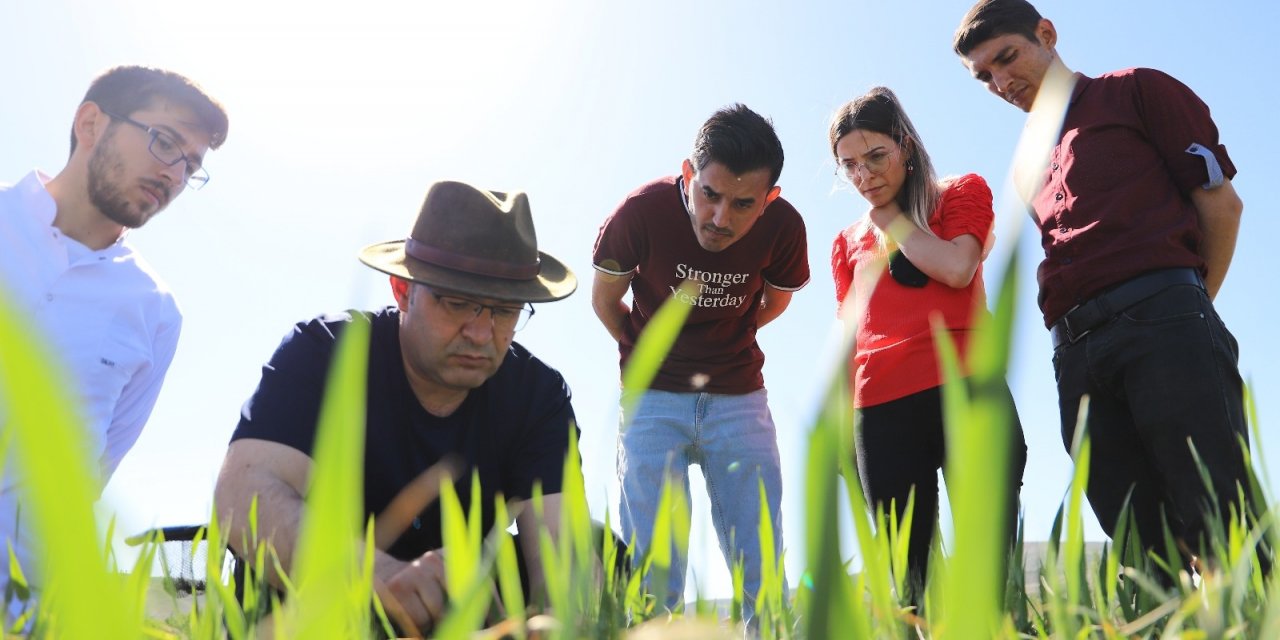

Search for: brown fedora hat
xmin=359 ymin=181 xmax=576 ymax=302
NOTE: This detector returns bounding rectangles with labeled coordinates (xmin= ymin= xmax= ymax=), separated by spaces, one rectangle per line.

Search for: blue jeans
xmin=1053 ymin=282 xmax=1253 ymax=562
xmin=617 ymin=388 xmax=784 ymax=619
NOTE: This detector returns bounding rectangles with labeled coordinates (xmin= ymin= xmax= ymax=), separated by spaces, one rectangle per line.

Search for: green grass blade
xmin=1063 ymin=397 xmax=1092 ymax=636
xmin=636 ymin=471 xmax=690 ymax=620
xmin=754 ymin=475 xmax=783 ymax=633
xmin=620 ymin=281 xmax=698 ymax=417
xmin=436 ymin=472 xmax=489 ymax=633
xmin=0 ymin=287 xmax=138 ymax=637
xmin=280 ymin=313 xmax=371 ymax=637
xmin=557 ymin=425 xmax=596 ymax=634
xmin=938 ymin=243 xmax=1019 ymax=638
xmin=492 ymin=497 xmax=526 ymax=640
xmin=801 ymin=383 xmax=860 ymax=640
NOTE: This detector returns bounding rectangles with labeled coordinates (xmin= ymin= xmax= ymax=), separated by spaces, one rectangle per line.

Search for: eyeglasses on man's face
xmin=99 ymin=108 xmax=210 ymax=190
xmin=837 ymin=147 xmax=899 ymax=183
xmin=426 ymin=288 xmax=535 ymax=333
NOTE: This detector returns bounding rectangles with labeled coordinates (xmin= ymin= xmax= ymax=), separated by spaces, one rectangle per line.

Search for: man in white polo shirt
xmin=0 ymin=65 xmax=228 ymax=619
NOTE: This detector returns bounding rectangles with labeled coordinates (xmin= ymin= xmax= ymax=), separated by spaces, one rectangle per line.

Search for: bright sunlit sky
xmin=3 ymin=0 xmax=1277 ymax=597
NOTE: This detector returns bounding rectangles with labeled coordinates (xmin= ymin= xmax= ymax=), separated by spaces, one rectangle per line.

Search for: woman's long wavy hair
xmin=829 ymin=86 xmax=941 ymax=246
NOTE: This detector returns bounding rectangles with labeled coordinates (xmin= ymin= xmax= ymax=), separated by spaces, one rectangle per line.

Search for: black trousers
xmin=855 ymin=381 xmax=1028 ymax=599
xmin=1053 ymin=283 xmax=1257 ymax=566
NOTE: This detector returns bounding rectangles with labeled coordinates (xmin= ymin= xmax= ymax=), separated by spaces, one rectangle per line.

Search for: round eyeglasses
xmin=836 ymin=147 xmax=899 ymax=183
xmin=99 ymin=108 xmax=210 ymax=190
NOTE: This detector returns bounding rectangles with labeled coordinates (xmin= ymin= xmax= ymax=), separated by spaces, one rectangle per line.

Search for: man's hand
xmin=377 ymin=550 xmax=449 ymax=634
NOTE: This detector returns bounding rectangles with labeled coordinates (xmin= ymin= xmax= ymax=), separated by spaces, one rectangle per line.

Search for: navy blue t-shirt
xmin=231 ymin=307 xmax=578 ymax=561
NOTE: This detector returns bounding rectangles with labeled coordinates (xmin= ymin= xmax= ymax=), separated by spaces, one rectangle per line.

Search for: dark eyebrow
xmin=701 ymin=185 xmax=721 ymax=198
xmin=971 ymin=45 xmax=1016 ymax=83
xmin=838 ymin=145 xmax=888 ymax=163
xmin=153 ymin=124 xmax=189 ymax=147
xmin=154 ymin=124 xmax=207 ymax=167
xmin=993 ymin=45 xmax=1017 ymax=64
xmin=441 ymin=291 xmax=524 ymax=309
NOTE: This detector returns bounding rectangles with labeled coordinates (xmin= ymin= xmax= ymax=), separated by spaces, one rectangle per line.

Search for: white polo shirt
xmin=0 ymin=170 xmax=182 ymax=592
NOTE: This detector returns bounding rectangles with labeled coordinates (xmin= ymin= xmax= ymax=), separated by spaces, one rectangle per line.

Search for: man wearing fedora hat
xmin=592 ymin=104 xmax=808 ymax=619
xmin=214 ymin=181 xmax=579 ymax=632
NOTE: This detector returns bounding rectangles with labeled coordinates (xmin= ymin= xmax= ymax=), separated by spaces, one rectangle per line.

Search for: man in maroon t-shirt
xmin=592 ymin=104 xmax=808 ymax=620
xmin=954 ymin=0 xmax=1261 ymax=576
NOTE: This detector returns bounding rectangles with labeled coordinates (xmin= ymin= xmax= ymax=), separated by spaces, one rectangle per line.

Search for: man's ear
xmin=390 ymin=276 xmax=411 ymax=311
xmin=71 ymin=102 xmax=110 ymax=155
xmin=764 ymin=185 xmax=781 ymax=206
xmin=1036 ymin=18 xmax=1058 ymax=49
xmin=681 ymin=159 xmax=695 ymax=184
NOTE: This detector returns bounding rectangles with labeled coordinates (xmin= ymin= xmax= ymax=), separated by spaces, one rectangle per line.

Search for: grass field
xmin=2 ymin=242 xmax=1277 ymax=638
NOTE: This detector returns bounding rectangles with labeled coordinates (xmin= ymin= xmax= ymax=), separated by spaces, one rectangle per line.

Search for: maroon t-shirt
xmin=1030 ymin=68 xmax=1236 ymax=326
xmin=593 ymin=176 xmax=809 ymax=394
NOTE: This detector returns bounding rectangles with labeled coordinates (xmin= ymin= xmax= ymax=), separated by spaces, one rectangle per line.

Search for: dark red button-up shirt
xmin=1030 ymin=68 xmax=1236 ymax=326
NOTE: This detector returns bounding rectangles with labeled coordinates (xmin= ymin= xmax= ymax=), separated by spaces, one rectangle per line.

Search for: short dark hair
xmin=953 ymin=0 xmax=1044 ymax=57
xmin=689 ymin=103 xmax=785 ymax=186
xmin=70 ymin=65 xmax=229 ymax=155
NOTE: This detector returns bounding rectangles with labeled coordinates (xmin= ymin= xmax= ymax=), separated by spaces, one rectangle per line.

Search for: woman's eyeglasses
xmin=836 ymin=147 xmax=898 ymax=183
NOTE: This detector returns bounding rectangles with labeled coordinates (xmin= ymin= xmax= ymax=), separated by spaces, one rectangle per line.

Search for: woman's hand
xmin=867 ymin=201 xmax=905 ymax=233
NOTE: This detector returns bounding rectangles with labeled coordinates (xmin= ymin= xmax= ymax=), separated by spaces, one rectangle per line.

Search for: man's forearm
xmin=216 ymin=474 xmax=306 ymax=589
xmin=219 ymin=475 xmax=408 ymax=593
xmin=1191 ymin=180 xmax=1244 ymax=299
xmin=1200 ymin=226 xmax=1239 ymax=299
xmin=756 ymin=287 xmax=794 ymax=328
xmin=595 ymin=300 xmax=630 ymax=343
xmin=591 ymin=272 xmax=634 ymax=343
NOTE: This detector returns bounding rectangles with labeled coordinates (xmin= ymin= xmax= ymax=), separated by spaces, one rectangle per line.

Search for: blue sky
xmin=3 ymin=0 xmax=1277 ymax=597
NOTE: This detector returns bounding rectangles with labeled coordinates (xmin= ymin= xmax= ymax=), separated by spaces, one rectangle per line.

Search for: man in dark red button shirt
xmin=953 ymin=0 xmax=1262 ymax=576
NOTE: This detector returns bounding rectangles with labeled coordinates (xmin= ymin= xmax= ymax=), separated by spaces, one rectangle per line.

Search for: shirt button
xmin=1063 ymin=258 xmax=1073 ymax=265
xmin=1052 ymin=162 xmax=1060 ymax=170
xmin=46 ymin=293 xmax=54 ymax=302
xmin=1055 ymin=192 xmax=1065 ymax=201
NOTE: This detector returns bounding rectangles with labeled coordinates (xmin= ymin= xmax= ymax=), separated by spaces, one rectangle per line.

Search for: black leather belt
xmin=1049 ymin=268 xmax=1203 ymax=349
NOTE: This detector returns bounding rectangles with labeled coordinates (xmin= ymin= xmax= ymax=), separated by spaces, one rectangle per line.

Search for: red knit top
xmin=831 ymin=173 xmax=994 ymax=408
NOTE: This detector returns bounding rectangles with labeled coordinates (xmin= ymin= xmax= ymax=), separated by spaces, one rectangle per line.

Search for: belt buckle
xmin=1063 ymin=308 xmax=1092 ymax=344
xmin=1058 ymin=303 xmax=1093 ymax=345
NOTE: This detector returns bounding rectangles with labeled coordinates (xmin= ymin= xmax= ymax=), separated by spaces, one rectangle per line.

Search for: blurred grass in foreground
xmin=0 ymin=251 xmax=1276 ymax=638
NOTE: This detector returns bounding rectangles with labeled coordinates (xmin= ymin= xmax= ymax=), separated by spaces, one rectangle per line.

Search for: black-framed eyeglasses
xmin=99 ymin=108 xmax=210 ymax=190
xmin=426 ymin=288 xmax=535 ymax=333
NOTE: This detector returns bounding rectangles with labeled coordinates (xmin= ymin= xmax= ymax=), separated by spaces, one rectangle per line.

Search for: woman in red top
xmin=828 ymin=86 xmax=1026 ymax=604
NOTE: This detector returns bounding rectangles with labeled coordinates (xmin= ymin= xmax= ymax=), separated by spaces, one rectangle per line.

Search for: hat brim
xmin=359 ymin=241 xmax=577 ymax=303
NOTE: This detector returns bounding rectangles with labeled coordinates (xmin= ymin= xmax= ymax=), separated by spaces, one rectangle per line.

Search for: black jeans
xmin=1053 ymin=282 xmax=1252 ymax=564
xmin=855 ymin=381 xmax=1028 ymax=600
